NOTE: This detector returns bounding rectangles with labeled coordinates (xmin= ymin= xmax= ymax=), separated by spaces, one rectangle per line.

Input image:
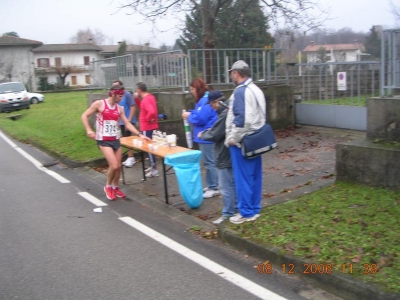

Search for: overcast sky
xmin=1 ymin=0 xmax=398 ymax=47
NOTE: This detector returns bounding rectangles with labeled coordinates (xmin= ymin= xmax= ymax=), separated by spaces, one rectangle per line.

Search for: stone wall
xmin=367 ymin=97 xmax=400 ymax=142
xmin=336 ymin=96 xmax=400 ymax=190
xmin=336 ymin=140 xmax=400 ymax=190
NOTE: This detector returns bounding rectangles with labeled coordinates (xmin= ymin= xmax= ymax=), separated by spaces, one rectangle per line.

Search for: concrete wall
xmin=154 ymin=84 xmax=295 ymax=129
xmin=367 ymin=97 xmax=400 ymax=142
xmin=296 ymin=103 xmax=367 ymax=130
xmin=336 ymin=139 xmax=400 ymax=190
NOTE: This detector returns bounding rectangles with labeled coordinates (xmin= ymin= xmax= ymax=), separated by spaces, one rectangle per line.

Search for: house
xmin=32 ymin=44 xmax=103 ymax=87
xmin=32 ymin=43 xmax=163 ymax=89
xmin=302 ymin=41 xmax=366 ymax=63
xmin=0 ymin=36 xmax=164 ymax=91
xmin=0 ymin=35 xmax=42 ymax=91
xmin=99 ymin=43 xmax=161 ymax=59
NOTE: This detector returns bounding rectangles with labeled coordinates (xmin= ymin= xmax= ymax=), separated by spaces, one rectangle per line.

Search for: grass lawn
xmin=231 ymin=181 xmax=400 ymax=293
xmin=0 ymin=91 xmax=104 ymax=162
xmin=301 ymin=95 xmax=371 ymax=106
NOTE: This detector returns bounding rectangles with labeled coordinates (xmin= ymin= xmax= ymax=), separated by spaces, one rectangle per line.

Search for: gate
xmin=187 ymin=48 xmax=287 ymax=85
xmin=89 ymin=50 xmax=185 ymax=91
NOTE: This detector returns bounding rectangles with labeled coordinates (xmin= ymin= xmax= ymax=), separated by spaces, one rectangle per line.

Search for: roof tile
xmin=0 ymin=35 xmax=42 ymax=46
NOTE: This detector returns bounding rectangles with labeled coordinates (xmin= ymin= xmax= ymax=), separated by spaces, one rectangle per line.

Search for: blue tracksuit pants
xmin=229 ymin=146 xmax=262 ymax=217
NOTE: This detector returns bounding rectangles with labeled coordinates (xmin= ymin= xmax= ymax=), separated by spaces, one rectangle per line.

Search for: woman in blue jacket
xmin=182 ymin=78 xmax=219 ymax=198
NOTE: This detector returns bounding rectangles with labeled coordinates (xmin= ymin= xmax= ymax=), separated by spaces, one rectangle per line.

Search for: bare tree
xmin=0 ymin=54 xmax=21 ymax=82
xmin=118 ymin=0 xmax=328 ymax=83
xmin=70 ymin=28 xmax=106 ymax=45
xmin=50 ymin=65 xmax=81 ymax=88
xmin=119 ymin=0 xmax=329 ymax=50
xmin=391 ymin=1 xmax=400 ymax=21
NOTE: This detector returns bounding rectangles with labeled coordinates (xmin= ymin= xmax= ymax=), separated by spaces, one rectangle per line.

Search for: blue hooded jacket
xmin=188 ymin=91 xmax=217 ymax=144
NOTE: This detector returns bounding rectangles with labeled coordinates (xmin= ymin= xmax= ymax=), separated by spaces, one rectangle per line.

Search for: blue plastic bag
xmin=164 ymin=150 xmax=203 ymax=208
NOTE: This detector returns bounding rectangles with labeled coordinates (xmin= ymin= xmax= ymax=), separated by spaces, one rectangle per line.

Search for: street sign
xmin=337 ymin=72 xmax=347 ymax=91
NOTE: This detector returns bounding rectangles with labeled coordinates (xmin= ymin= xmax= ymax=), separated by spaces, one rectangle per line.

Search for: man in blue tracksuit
xmin=225 ymin=60 xmax=266 ymax=224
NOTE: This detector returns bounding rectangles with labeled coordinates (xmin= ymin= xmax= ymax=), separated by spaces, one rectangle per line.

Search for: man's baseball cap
xmin=208 ymin=90 xmax=223 ymax=103
xmin=228 ymin=60 xmax=249 ymax=71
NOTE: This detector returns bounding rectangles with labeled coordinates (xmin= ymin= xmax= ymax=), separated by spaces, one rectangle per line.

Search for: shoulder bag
xmin=239 ymin=82 xmax=277 ymax=159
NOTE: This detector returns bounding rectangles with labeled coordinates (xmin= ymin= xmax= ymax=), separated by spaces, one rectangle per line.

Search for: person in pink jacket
xmin=136 ymin=82 xmax=159 ymax=178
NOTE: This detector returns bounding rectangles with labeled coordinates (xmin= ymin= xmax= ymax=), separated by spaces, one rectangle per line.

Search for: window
xmin=84 ymin=56 xmax=90 ymax=65
xmin=55 ymin=57 xmax=62 ymax=67
xmin=85 ymin=75 xmax=90 ymax=84
xmin=37 ymin=58 xmax=50 ymax=68
xmin=71 ymin=76 xmax=77 ymax=85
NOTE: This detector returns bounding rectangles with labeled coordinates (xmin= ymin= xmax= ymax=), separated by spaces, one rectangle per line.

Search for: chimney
xmin=144 ymin=43 xmax=150 ymax=47
xmin=310 ymin=41 xmax=314 ymax=46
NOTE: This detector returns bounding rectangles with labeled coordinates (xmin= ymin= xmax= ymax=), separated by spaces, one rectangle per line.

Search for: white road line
xmin=0 ymin=130 xmax=70 ymax=183
xmin=78 ymin=192 xmax=108 ymax=207
xmin=119 ymin=216 xmax=287 ymax=300
xmin=43 ymin=169 xmax=71 ymax=184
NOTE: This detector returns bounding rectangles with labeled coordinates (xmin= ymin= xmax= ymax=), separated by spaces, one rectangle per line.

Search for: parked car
xmin=0 ymin=82 xmax=30 ymax=113
xmin=27 ymin=92 xmax=44 ymax=104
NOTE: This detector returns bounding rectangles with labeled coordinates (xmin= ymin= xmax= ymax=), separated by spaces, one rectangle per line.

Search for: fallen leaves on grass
xmin=263 ymin=192 xmax=276 ymax=198
xmin=231 ymin=182 xmax=400 ymax=293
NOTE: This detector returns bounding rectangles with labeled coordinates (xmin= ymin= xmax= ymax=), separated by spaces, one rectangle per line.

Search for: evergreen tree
xmin=364 ymin=26 xmax=381 ymax=59
xmin=178 ymin=11 xmax=203 ymax=52
xmin=2 ymin=32 xmax=19 ymax=37
xmin=179 ymin=0 xmax=273 ymax=50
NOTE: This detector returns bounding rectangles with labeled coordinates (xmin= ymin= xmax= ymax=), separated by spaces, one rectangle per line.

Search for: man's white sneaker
xmin=124 ymin=157 xmax=136 ymax=167
xmin=145 ymin=167 xmax=152 ymax=172
xmin=203 ymin=186 xmax=209 ymax=192
xmin=145 ymin=169 xmax=159 ymax=178
xmin=229 ymin=213 xmax=260 ymax=224
xmin=203 ymin=189 xmax=220 ymax=198
xmin=212 ymin=216 xmax=229 ymax=225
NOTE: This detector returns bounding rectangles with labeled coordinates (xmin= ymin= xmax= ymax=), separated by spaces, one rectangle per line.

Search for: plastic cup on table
xmin=153 ymin=145 xmax=158 ymax=151
xmin=137 ymin=140 xmax=143 ymax=147
xmin=148 ymin=143 xmax=153 ymax=151
xmin=133 ymin=139 xmax=138 ymax=146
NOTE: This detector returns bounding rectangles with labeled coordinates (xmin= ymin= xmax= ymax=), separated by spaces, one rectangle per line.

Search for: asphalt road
xmin=0 ymin=131 xmax=342 ymax=300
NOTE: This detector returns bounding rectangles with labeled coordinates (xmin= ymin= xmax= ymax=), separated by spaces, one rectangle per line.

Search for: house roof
xmin=0 ymin=35 xmax=42 ymax=46
xmin=99 ymin=44 xmax=161 ymax=54
xmin=303 ymin=43 xmax=365 ymax=52
xmin=32 ymin=44 xmax=102 ymax=52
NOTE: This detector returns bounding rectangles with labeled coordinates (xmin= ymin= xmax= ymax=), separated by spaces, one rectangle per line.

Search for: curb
xmin=218 ymin=225 xmax=400 ymax=300
xmin=28 ymin=139 xmax=107 ymax=168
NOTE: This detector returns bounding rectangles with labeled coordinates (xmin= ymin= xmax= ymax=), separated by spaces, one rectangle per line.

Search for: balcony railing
xmin=34 ymin=64 xmax=90 ymax=73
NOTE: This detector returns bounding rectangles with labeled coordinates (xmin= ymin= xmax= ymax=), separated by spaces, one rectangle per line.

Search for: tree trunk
xmin=201 ymin=0 xmax=216 ymax=84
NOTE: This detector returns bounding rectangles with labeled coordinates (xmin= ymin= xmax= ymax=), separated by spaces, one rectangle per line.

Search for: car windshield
xmin=0 ymin=82 xmax=25 ymax=94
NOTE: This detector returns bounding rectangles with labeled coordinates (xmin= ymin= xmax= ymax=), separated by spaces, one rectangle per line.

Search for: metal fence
xmin=381 ymin=29 xmax=400 ymax=96
xmin=89 ymin=46 xmax=392 ymax=106
xmin=288 ymin=61 xmax=381 ymax=106
xmin=187 ymin=48 xmax=287 ymax=85
xmin=89 ymin=50 xmax=186 ymax=91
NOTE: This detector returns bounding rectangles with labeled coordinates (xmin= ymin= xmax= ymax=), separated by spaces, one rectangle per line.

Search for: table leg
xmin=162 ymin=159 xmax=169 ymax=204
xmin=121 ymin=164 xmax=126 ymax=185
xmin=141 ymin=151 xmax=146 ymax=181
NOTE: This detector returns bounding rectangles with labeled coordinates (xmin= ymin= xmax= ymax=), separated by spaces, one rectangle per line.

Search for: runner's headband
xmin=108 ymin=89 xmax=124 ymax=97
